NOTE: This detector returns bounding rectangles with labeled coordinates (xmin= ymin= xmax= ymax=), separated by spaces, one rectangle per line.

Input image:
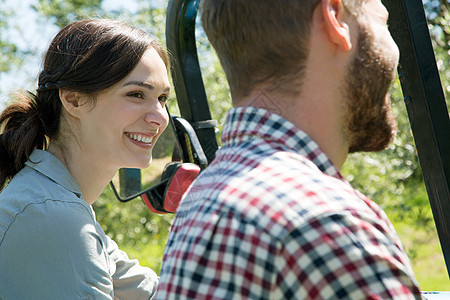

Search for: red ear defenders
xmin=141 ymin=162 xmax=200 ymax=214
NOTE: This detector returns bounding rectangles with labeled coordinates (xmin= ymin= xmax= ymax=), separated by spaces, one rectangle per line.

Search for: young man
xmin=157 ymin=0 xmax=422 ymax=298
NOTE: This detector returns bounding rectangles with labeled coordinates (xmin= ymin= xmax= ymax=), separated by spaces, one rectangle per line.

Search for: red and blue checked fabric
xmin=157 ymin=107 xmax=422 ymax=299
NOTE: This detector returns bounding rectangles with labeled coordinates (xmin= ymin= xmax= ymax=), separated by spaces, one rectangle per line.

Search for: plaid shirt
xmin=157 ymin=107 xmax=422 ymax=299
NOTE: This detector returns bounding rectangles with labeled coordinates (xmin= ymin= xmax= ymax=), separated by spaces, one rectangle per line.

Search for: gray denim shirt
xmin=0 ymin=150 xmax=157 ymax=299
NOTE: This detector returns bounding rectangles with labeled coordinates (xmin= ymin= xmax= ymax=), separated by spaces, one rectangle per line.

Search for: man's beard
xmin=344 ymin=26 xmax=398 ymax=153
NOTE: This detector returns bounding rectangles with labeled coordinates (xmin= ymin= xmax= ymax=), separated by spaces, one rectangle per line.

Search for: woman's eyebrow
xmin=123 ymin=81 xmax=155 ymax=91
xmin=123 ymin=81 xmax=171 ymax=93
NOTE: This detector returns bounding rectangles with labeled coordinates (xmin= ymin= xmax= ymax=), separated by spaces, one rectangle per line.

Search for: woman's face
xmin=78 ymin=47 xmax=170 ymax=170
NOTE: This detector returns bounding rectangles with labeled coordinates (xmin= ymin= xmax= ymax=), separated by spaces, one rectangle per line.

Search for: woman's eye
xmin=128 ymin=92 xmax=145 ymax=99
xmin=158 ymin=95 xmax=168 ymax=103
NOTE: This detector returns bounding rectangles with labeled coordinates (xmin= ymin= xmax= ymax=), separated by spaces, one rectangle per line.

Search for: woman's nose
xmin=144 ymin=100 xmax=169 ymax=128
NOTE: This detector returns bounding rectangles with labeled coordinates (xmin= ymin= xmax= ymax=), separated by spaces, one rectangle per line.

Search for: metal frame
xmin=382 ymin=0 xmax=450 ymax=277
xmin=166 ymin=0 xmax=219 ymax=164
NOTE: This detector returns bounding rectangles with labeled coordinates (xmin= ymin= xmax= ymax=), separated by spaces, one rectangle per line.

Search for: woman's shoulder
xmin=0 ymin=173 xmax=113 ymax=298
xmin=0 ymin=165 xmax=96 ymax=246
xmin=1 ymin=164 xmax=89 ymax=209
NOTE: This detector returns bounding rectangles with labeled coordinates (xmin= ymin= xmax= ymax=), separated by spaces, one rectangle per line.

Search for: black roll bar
xmin=166 ymin=0 xmax=219 ymax=164
xmin=382 ymin=0 xmax=450 ymax=277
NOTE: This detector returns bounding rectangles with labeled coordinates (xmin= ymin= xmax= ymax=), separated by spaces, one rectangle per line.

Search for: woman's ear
xmin=59 ymin=89 xmax=87 ymax=119
xmin=320 ymin=0 xmax=352 ymax=51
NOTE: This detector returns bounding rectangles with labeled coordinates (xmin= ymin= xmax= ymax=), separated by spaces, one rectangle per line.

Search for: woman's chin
xmin=126 ymin=157 xmax=152 ymax=170
xmin=139 ymin=158 xmax=152 ymax=170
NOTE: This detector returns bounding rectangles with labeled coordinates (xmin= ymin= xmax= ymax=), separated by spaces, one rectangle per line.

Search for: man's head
xmin=200 ymin=0 xmax=372 ymax=100
xmin=200 ymin=0 xmax=320 ymax=101
xmin=201 ymin=0 xmax=400 ymax=160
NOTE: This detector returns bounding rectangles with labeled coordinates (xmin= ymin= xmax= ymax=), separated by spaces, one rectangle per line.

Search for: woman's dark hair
xmin=0 ymin=19 xmax=169 ymax=189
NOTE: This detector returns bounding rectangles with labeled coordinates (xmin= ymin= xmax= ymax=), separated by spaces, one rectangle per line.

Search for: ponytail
xmin=0 ymin=92 xmax=50 ymax=189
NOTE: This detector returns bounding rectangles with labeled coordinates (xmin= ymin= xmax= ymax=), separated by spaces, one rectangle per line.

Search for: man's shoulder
xmin=204 ymin=147 xmax=381 ymax=232
xmin=215 ymin=148 xmax=355 ymax=204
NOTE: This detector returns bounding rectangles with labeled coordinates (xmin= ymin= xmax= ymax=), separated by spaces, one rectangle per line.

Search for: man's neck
xmin=236 ymin=88 xmax=349 ymax=170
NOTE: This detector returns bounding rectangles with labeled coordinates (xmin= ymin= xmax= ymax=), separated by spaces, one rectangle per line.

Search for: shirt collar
xmin=26 ymin=149 xmax=83 ymax=198
xmin=221 ymin=107 xmax=343 ymax=179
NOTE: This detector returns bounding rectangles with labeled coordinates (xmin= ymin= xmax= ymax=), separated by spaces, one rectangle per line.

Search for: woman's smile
xmin=125 ymin=131 xmax=158 ymax=148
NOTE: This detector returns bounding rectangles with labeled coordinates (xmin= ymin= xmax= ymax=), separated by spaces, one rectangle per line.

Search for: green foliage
xmin=392 ymin=219 xmax=449 ymax=291
xmin=196 ymin=26 xmax=232 ymax=132
xmin=425 ymin=0 xmax=450 ymax=111
xmin=0 ymin=2 xmax=24 ymax=73
xmin=33 ymin=0 xmax=103 ymax=28
xmin=0 ymin=41 xmax=21 ymax=73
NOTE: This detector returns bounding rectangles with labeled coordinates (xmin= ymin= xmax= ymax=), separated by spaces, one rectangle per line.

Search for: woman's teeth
xmin=127 ymin=133 xmax=153 ymax=144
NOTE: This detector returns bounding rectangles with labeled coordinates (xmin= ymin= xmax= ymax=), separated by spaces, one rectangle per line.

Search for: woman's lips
xmin=125 ymin=132 xmax=157 ymax=148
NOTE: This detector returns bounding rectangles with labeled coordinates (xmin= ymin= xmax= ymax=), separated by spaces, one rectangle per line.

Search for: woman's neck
xmin=47 ymin=142 xmax=116 ymax=205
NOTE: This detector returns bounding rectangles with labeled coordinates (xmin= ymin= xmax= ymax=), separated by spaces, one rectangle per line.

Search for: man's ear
xmin=320 ymin=0 xmax=352 ymax=51
xmin=59 ymin=89 xmax=87 ymax=119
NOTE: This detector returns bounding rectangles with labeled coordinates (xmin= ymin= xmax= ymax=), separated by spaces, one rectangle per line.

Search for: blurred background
xmin=0 ymin=0 xmax=449 ymax=290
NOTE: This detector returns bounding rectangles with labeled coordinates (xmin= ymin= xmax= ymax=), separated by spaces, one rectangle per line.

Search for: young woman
xmin=0 ymin=19 xmax=170 ymax=298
